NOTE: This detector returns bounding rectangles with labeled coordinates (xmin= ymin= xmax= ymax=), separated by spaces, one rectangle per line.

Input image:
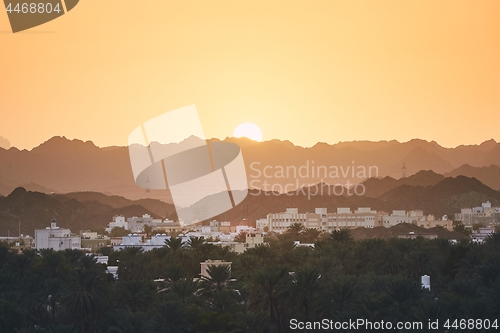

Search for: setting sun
xmin=233 ymin=122 xmax=263 ymax=142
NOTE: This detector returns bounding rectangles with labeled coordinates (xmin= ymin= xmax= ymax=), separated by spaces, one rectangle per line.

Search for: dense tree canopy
xmin=1 ymin=230 xmax=500 ymax=332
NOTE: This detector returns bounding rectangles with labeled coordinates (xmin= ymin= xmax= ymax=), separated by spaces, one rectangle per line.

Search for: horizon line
xmin=1 ymin=135 xmax=498 ymax=152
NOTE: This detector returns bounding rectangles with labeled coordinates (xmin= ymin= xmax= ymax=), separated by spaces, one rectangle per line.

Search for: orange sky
xmin=1 ymin=0 xmax=499 ymax=150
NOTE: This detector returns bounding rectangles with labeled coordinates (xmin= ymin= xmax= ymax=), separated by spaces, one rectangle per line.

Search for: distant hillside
xmin=208 ymin=175 xmax=500 ymax=224
xmin=0 ymin=188 xmax=174 ymax=236
xmin=379 ymin=176 xmax=500 ymax=217
xmin=444 ymin=164 xmax=500 ymax=190
xmin=55 ymin=192 xmax=176 ymax=218
xmin=1 ymin=137 xmax=500 ymax=201
xmin=362 ymin=170 xmax=445 ymax=197
xmin=0 ymin=173 xmax=498 ymax=236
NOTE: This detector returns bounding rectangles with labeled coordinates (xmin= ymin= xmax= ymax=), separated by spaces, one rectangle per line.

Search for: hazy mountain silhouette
xmin=194 ymin=175 xmax=500 ymax=225
xmin=362 ymin=170 xmax=445 ymax=197
xmin=0 ymin=174 xmax=498 ymax=235
xmin=0 ymin=188 xmax=174 ymax=236
xmin=1 ymin=136 xmax=500 ymax=202
xmin=379 ymin=176 xmax=500 ymax=218
xmin=444 ymin=164 xmax=500 ymax=190
xmin=0 ymin=136 xmax=10 ymax=150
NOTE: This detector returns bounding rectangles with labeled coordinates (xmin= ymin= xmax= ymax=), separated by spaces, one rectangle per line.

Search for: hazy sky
xmin=1 ymin=0 xmax=499 ymax=150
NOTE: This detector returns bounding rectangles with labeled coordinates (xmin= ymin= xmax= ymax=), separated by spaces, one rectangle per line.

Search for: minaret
xmin=401 ymin=162 xmax=407 ymax=178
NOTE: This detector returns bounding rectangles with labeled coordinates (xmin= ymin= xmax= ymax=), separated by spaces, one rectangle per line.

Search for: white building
xmin=35 ymin=219 xmax=81 ymax=251
xmin=196 ymin=220 xmax=220 ymax=233
xmin=113 ymin=233 xmax=191 ymax=251
xmin=455 ymin=202 xmax=500 ymax=225
xmin=382 ymin=210 xmax=411 ymax=227
xmin=106 ymin=214 xmax=178 ymax=233
xmin=308 ymin=207 xmax=382 ymax=231
xmin=265 ymin=208 xmax=307 ymax=232
xmin=262 ymin=207 xmax=383 ymax=232
xmin=105 ymin=216 xmax=128 ymax=233
xmin=472 ymin=227 xmax=496 ymax=243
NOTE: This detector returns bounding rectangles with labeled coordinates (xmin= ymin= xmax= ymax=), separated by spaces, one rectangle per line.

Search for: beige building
xmin=262 ymin=207 xmax=384 ymax=232
xmin=219 ymin=221 xmax=232 ymax=233
xmin=80 ymin=231 xmax=110 ymax=252
xmin=415 ymin=215 xmax=453 ymax=231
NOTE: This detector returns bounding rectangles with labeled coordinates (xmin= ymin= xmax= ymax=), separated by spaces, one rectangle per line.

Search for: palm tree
xmin=286 ymin=223 xmax=304 ymax=239
xmin=0 ymin=299 xmax=25 ymax=332
xmin=405 ymin=251 xmax=433 ymax=279
xmin=64 ymin=248 xmax=85 ymax=265
xmin=211 ymin=245 xmax=238 ymax=262
xmin=113 ymin=280 xmax=156 ymax=313
xmin=311 ymin=255 xmax=339 ymax=280
xmin=206 ymin=289 xmax=238 ymax=313
xmin=330 ymin=229 xmax=353 ymax=243
xmin=61 ymin=268 xmax=104 ymax=333
xmin=229 ymin=311 xmax=269 ymax=333
xmin=165 ymin=263 xmax=187 ymax=282
xmin=317 ymin=276 xmax=358 ymax=319
xmin=301 ymin=228 xmax=321 ymax=243
xmin=77 ymin=254 xmax=104 ymax=273
xmin=476 ymin=258 xmax=500 ymax=288
xmin=38 ymin=249 xmax=69 ymax=279
xmin=249 ymin=266 xmax=289 ymax=332
xmin=36 ymin=278 xmax=66 ymax=326
xmin=379 ymin=278 xmax=421 ymax=322
xmin=149 ymin=301 xmax=193 ymax=333
xmin=187 ymin=236 xmax=205 ymax=250
xmin=201 ymin=264 xmax=233 ymax=295
xmin=233 ymin=255 xmax=260 ymax=281
xmin=0 ymin=245 xmax=10 ymax=269
xmin=246 ymin=244 xmax=276 ymax=266
xmin=458 ymin=251 xmax=482 ymax=279
xmin=375 ymin=246 xmax=402 ymax=275
xmin=6 ymin=253 xmax=34 ymax=279
xmin=106 ymin=310 xmax=152 ymax=333
xmin=117 ymin=247 xmax=144 ymax=280
xmin=169 ymin=278 xmax=200 ymax=306
xmin=289 ymin=266 xmax=321 ymax=321
xmin=147 ymin=247 xmax=169 ymax=279
xmin=165 ymin=236 xmax=185 ymax=258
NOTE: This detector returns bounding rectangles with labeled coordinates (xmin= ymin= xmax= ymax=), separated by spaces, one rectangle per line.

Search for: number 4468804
xmin=6 ymin=3 xmax=61 ymax=14
xmin=444 ymin=319 xmax=498 ymax=330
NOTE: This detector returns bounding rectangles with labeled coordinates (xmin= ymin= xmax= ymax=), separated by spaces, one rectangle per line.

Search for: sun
xmin=233 ymin=122 xmax=263 ymax=142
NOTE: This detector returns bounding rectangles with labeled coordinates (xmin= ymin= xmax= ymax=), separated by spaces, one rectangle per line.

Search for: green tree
xmin=61 ymin=269 xmax=105 ymax=333
xmin=330 ymin=229 xmax=354 ymax=243
xmin=249 ymin=266 xmax=289 ymax=332
xmin=109 ymin=227 xmax=130 ymax=237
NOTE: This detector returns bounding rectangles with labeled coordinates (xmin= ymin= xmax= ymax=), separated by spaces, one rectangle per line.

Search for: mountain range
xmin=0 ymin=188 xmax=177 ymax=236
xmin=1 ymin=171 xmax=499 ymax=236
xmin=1 ymin=136 xmax=500 ymax=203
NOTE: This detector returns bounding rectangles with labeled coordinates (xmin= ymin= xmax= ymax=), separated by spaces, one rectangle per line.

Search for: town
xmin=2 ymin=201 xmax=497 ymax=256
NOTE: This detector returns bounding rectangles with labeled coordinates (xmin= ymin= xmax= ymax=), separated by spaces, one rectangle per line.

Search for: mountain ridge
xmin=1 ymin=136 xmax=500 ymax=202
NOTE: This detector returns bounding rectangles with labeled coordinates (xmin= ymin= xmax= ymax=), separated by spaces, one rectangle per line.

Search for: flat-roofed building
xmin=264 ymin=207 xmax=384 ymax=232
xmin=35 ymin=219 xmax=81 ymax=251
